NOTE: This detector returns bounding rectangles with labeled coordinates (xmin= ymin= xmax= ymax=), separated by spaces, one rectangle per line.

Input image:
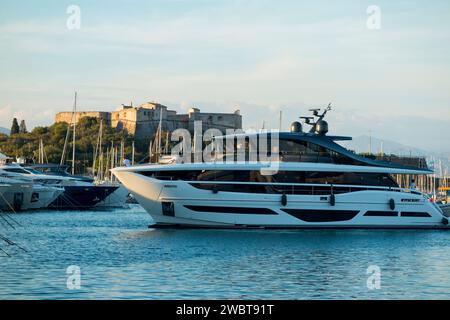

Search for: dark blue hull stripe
xmin=281 ymin=209 xmax=360 ymax=222
xmin=364 ymin=211 xmax=398 ymax=217
xmin=184 ymin=205 xmax=278 ymax=215
xmin=50 ymin=186 xmax=118 ymax=209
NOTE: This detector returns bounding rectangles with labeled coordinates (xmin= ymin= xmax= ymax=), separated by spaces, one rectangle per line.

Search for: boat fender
xmin=330 ymin=194 xmax=336 ymax=206
xmin=212 ymin=186 xmax=219 ymax=194
xmin=389 ymin=199 xmax=395 ymax=210
xmin=442 ymin=217 xmax=449 ymax=226
xmin=281 ymin=194 xmax=287 ymax=206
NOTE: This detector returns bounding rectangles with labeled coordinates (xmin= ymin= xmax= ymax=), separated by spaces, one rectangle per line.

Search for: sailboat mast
xmin=120 ymin=140 xmax=124 ymax=165
xmin=60 ymin=93 xmax=77 ymax=166
xmin=279 ymin=110 xmax=282 ymax=131
xmin=41 ymin=139 xmax=44 ymax=164
xmin=98 ymin=120 xmax=103 ymax=178
xmin=149 ymin=141 xmax=153 ymax=164
xmin=38 ymin=139 xmax=42 ymax=164
xmin=165 ymin=132 xmax=169 ymax=154
xmin=92 ymin=120 xmax=103 ymax=180
xmin=132 ymin=141 xmax=135 ymax=165
xmin=104 ymin=146 xmax=110 ymax=181
xmin=111 ymin=141 xmax=114 ymax=181
xmin=158 ymin=109 xmax=163 ymax=159
xmin=72 ymin=92 xmax=77 ymax=175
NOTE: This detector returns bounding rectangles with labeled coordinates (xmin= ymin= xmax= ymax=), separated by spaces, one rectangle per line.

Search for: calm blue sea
xmin=1 ymin=205 xmax=450 ymax=300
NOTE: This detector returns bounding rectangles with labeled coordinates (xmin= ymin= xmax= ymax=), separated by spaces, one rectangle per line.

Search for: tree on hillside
xmin=10 ymin=118 xmax=19 ymax=135
xmin=19 ymin=120 xmax=27 ymax=134
xmin=0 ymin=117 xmax=144 ymax=173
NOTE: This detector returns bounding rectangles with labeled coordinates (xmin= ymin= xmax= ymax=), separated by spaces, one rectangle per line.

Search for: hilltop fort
xmin=55 ymin=101 xmax=242 ymax=139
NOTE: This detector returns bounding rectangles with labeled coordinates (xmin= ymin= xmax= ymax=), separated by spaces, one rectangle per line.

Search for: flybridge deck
xmin=207 ymin=131 xmax=431 ymax=173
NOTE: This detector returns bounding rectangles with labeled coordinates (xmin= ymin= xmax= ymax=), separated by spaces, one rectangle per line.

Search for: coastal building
xmin=55 ymin=102 xmax=242 ymax=139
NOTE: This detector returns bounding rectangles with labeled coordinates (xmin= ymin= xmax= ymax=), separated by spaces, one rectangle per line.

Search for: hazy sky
xmin=1 ymin=0 xmax=449 ymax=153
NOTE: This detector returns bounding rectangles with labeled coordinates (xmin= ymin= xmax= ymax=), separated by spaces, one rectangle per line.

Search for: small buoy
xmin=442 ymin=217 xmax=449 ymax=226
xmin=281 ymin=194 xmax=287 ymax=206
xmin=389 ymin=199 xmax=395 ymax=210
xmin=330 ymin=194 xmax=336 ymax=206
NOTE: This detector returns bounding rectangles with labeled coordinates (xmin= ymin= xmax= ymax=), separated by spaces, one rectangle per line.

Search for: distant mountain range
xmin=342 ymin=135 xmax=428 ymax=157
xmin=0 ymin=127 xmax=9 ymax=135
xmin=342 ymin=135 xmax=450 ymax=174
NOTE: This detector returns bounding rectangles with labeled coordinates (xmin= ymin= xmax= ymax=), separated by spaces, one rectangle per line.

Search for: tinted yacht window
xmin=270 ymin=171 xmax=398 ymax=187
xmin=305 ymin=172 xmax=397 ymax=187
xmin=197 ymin=170 xmax=250 ymax=182
xmin=279 ymin=139 xmax=364 ymax=165
xmin=141 ymin=169 xmax=398 ymax=188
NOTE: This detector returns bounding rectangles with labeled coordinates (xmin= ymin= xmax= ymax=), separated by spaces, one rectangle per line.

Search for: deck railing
xmin=183 ymin=181 xmax=425 ymax=196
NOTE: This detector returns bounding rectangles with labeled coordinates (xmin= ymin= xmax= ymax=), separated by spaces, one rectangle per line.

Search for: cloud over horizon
xmin=0 ymin=0 xmax=449 ymax=153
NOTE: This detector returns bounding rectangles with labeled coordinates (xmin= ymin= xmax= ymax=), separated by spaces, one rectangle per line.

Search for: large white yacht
xmin=112 ymin=108 xmax=448 ymax=229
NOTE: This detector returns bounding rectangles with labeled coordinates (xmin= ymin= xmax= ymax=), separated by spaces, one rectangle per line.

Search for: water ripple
xmin=1 ymin=205 xmax=450 ymax=299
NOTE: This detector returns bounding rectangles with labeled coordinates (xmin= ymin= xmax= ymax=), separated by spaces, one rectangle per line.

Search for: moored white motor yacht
xmin=0 ymin=176 xmax=35 ymax=211
xmin=0 ymin=177 xmax=33 ymax=211
xmin=0 ymin=170 xmax=64 ymax=211
xmin=112 ymin=108 xmax=448 ymax=229
xmin=0 ymin=164 xmax=117 ymax=209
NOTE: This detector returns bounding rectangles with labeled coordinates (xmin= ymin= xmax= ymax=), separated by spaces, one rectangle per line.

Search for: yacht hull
xmin=0 ymin=184 xmax=33 ymax=211
xmin=113 ymin=171 xmax=449 ymax=229
xmin=49 ymin=185 xmax=119 ymax=209
xmin=95 ymin=184 xmax=129 ymax=208
xmin=23 ymin=186 xmax=65 ymax=210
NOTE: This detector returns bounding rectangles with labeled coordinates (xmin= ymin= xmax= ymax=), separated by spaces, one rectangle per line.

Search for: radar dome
xmin=290 ymin=121 xmax=303 ymax=133
xmin=315 ymin=120 xmax=328 ymax=135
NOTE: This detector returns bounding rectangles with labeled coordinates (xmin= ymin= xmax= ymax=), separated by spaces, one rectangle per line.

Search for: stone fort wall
xmin=54 ymin=103 xmax=242 ymax=139
xmin=55 ymin=111 xmax=111 ymax=125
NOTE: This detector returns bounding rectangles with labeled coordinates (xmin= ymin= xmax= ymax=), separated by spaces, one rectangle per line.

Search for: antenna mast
xmin=300 ymin=103 xmax=332 ymax=133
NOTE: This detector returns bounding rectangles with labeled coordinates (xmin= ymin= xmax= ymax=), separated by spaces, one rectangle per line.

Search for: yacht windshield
xmin=23 ymin=168 xmax=44 ymax=174
xmin=3 ymin=168 xmax=30 ymax=174
xmin=208 ymin=137 xmax=366 ymax=165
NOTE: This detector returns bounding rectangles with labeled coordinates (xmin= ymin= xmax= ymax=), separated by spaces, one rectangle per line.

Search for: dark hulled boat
xmin=18 ymin=164 xmax=119 ymax=210
xmin=48 ymin=184 xmax=118 ymax=209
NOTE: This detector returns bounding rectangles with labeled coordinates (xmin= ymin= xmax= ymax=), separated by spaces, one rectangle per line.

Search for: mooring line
xmin=0 ymin=210 xmax=15 ymax=229
xmin=0 ymin=234 xmax=27 ymax=252
xmin=0 ymin=246 xmax=10 ymax=257
xmin=0 ymin=192 xmax=22 ymax=227
xmin=0 ymin=193 xmax=28 ymax=255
